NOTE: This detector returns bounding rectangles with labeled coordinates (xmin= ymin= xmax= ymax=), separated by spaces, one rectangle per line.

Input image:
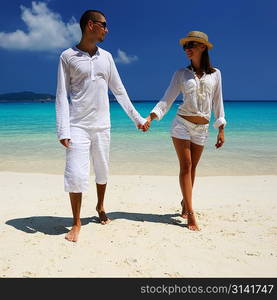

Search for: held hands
xmin=137 ymin=115 xmax=152 ymax=132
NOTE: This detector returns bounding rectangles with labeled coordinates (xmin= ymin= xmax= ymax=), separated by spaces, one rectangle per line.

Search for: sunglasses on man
xmin=183 ymin=41 xmax=202 ymax=50
xmin=91 ymin=20 xmax=107 ymax=29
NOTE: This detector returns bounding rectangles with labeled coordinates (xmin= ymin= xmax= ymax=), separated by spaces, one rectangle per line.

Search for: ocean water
xmin=0 ymin=101 xmax=277 ymax=176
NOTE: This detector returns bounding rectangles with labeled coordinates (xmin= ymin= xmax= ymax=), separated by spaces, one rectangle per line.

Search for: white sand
xmin=0 ymin=172 xmax=276 ymax=277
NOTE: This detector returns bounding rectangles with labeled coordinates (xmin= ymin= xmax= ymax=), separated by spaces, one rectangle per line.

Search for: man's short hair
xmin=80 ymin=10 xmax=106 ymax=33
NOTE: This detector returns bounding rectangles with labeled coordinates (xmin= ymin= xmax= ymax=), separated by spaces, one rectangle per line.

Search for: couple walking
xmin=55 ymin=10 xmax=226 ymax=242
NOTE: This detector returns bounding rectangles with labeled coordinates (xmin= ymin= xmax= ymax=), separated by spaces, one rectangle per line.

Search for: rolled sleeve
xmin=213 ymin=69 xmax=227 ymax=128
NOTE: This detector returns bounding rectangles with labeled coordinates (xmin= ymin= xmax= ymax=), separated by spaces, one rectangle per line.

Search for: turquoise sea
xmin=0 ymin=101 xmax=277 ymax=176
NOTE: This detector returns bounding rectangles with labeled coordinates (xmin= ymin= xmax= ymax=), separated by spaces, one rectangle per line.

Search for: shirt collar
xmin=73 ymin=45 xmax=100 ymax=58
xmin=186 ymin=66 xmax=206 ymax=79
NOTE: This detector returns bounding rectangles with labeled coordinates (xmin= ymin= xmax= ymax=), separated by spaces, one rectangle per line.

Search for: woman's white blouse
xmin=151 ymin=67 xmax=227 ymax=128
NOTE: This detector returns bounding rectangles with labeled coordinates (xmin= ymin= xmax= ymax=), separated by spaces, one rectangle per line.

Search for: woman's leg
xmin=187 ymin=142 xmax=204 ymax=231
xmin=172 ymin=137 xmax=199 ymax=230
xmin=172 ymin=137 xmax=192 ymax=212
xmin=172 ymin=138 xmax=191 ymax=215
xmin=180 ymin=142 xmax=205 ymax=214
xmin=190 ymin=142 xmax=205 ymax=186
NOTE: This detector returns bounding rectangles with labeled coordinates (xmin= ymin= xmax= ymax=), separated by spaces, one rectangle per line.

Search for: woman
xmin=145 ymin=31 xmax=226 ymax=231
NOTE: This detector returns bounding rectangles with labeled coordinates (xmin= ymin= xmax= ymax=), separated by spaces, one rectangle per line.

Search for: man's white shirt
xmin=55 ymin=46 xmax=146 ymax=140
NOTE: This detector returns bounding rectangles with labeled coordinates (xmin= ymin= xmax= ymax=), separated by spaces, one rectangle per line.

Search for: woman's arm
xmin=213 ymin=69 xmax=226 ymax=148
xmin=213 ymin=69 xmax=227 ymax=129
xmin=144 ymin=70 xmax=181 ymax=129
xmin=215 ymin=124 xmax=225 ymax=148
xmin=146 ymin=112 xmax=158 ymax=122
xmin=150 ymin=70 xmax=181 ymax=120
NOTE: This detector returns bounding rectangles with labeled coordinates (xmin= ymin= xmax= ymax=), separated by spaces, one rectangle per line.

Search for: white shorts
xmin=64 ymin=126 xmax=110 ymax=192
xmin=170 ymin=115 xmax=209 ymax=146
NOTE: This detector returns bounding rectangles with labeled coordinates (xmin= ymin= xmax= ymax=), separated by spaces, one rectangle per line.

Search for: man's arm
xmin=55 ymin=55 xmax=71 ymax=146
xmin=107 ymin=53 xmax=146 ymax=128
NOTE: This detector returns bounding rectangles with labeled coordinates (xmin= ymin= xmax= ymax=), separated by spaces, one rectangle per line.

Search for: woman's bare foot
xmin=187 ymin=211 xmax=200 ymax=231
xmin=180 ymin=200 xmax=188 ymax=219
xmin=65 ymin=225 xmax=81 ymax=242
xmin=96 ymin=206 xmax=111 ymax=225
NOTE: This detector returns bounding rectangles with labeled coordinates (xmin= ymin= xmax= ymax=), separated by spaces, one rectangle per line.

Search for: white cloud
xmin=114 ymin=49 xmax=138 ymax=64
xmin=0 ymin=1 xmax=80 ymax=51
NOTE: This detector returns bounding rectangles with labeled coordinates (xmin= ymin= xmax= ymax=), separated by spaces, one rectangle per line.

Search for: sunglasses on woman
xmin=183 ymin=41 xmax=202 ymax=50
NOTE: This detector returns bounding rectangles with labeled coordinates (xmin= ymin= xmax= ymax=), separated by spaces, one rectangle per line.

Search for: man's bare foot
xmin=65 ymin=225 xmax=81 ymax=242
xmin=96 ymin=207 xmax=111 ymax=225
xmin=187 ymin=211 xmax=200 ymax=231
xmin=180 ymin=200 xmax=188 ymax=219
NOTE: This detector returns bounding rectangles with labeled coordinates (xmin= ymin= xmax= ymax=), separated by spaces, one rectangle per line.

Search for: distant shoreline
xmin=0 ymin=99 xmax=277 ymax=103
xmin=1 ymin=91 xmax=277 ymax=103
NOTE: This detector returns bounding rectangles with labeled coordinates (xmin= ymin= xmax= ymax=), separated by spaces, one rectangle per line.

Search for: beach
xmin=1 ymin=0 xmax=277 ymax=282
xmin=1 ymin=101 xmax=277 ymax=277
xmin=1 ymin=172 xmax=276 ymax=277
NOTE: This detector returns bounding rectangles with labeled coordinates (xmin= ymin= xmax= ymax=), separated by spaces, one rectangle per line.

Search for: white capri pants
xmin=170 ymin=115 xmax=209 ymax=146
xmin=64 ymin=126 xmax=110 ymax=192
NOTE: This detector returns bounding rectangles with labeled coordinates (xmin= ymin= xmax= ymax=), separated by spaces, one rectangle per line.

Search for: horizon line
xmin=1 ymin=99 xmax=277 ymax=103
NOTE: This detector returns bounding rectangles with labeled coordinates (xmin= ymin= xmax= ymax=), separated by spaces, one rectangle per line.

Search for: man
xmin=55 ymin=10 xmax=148 ymax=242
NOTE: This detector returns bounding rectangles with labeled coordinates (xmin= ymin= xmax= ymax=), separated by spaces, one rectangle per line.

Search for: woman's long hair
xmin=189 ymin=47 xmax=216 ymax=74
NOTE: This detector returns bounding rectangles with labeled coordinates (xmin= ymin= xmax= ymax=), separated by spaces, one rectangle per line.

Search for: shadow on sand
xmin=91 ymin=211 xmax=186 ymax=228
xmin=5 ymin=211 xmax=186 ymax=235
xmin=5 ymin=216 xmax=92 ymax=235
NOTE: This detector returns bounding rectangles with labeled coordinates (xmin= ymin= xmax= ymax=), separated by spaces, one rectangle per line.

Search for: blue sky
xmin=0 ymin=0 xmax=276 ymax=100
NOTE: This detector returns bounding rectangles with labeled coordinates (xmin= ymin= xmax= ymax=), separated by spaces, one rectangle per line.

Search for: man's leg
xmin=96 ymin=183 xmax=110 ymax=224
xmin=65 ymin=192 xmax=82 ymax=242
xmin=91 ymin=128 xmax=111 ymax=224
xmin=64 ymin=127 xmax=91 ymax=241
